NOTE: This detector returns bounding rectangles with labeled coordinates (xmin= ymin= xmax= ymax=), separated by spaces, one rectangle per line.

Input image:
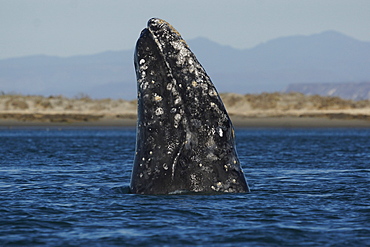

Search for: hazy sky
xmin=1 ymin=0 xmax=370 ymax=60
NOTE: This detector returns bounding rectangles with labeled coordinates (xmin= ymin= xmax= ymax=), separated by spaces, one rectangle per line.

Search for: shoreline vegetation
xmin=1 ymin=92 xmax=370 ymax=128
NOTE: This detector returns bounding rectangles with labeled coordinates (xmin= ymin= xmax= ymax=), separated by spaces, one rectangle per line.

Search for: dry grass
xmin=1 ymin=92 xmax=370 ymax=123
xmin=220 ymin=92 xmax=370 ymax=111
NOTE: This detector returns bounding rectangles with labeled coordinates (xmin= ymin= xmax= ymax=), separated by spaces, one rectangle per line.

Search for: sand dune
xmin=1 ymin=92 xmax=370 ymax=126
xmin=0 ymin=94 xmax=136 ymax=123
xmin=221 ymin=92 xmax=370 ymax=119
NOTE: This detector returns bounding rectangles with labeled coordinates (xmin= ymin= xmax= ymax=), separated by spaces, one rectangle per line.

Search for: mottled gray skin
xmin=130 ymin=18 xmax=249 ymax=194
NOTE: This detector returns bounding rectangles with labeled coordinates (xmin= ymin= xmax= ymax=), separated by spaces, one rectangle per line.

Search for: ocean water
xmin=1 ymin=127 xmax=369 ymax=246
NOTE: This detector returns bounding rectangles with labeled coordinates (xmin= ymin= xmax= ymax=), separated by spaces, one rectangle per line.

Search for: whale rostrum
xmin=130 ymin=18 xmax=250 ymax=194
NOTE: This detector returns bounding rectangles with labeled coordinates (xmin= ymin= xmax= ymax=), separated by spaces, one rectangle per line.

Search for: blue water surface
xmin=1 ymin=127 xmax=369 ymax=246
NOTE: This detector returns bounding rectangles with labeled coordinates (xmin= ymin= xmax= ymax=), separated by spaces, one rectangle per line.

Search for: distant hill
xmin=189 ymin=31 xmax=370 ymax=95
xmin=1 ymin=31 xmax=370 ymax=99
xmin=0 ymin=51 xmax=135 ymax=99
xmin=284 ymin=82 xmax=370 ymax=100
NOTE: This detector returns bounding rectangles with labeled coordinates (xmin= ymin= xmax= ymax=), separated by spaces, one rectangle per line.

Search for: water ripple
xmin=1 ymin=128 xmax=370 ymax=246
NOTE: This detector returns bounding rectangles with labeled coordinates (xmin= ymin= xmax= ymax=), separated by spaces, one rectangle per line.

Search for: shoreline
xmin=1 ymin=93 xmax=370 ymax=129
xmin=231 ymin=116 xmax=370 ymax=128
xmin=1 ymin=115 xmax=370 ymax=129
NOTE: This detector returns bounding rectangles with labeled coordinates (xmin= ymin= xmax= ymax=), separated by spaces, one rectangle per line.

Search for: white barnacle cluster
xmin=153 ymin=93 xmax=162 ymax=102
xmin=200 ymin=83 xmax=208 ymax=92
xmin=171 ymin=40 xmax=191 ymax=67
xmin=139 ymin=61 xmax=148 ymax=76
xmin=210 ymin=179 xmax=237 ymax=193
xmin=155 ymin=107 xmax=164 ymax=115
xmin=169 ymin=37 xmax=203 ymax=77
xmin=174 ymin=97 xmax=181 ymax=105
xmin=163 ymin=163 xmax=168 ymax=170
xmin=140 ymin=81 xmax=149 ymax=91
xmin=166 ymin=80 xmax=182 ymax=106
xmin=218 ymin=127 xmax=223 ymax=137
xmin=210 ymin=181 xmax=223 ymax=192
xmin=190 ymin=173 xmax=202 ymax=192
xmin=209 ymin=101 xmax=224 ymax=116
xmin=174 ymin=113 xmax=182 ymax=128
xmin=208 ymin=88 xmax=217 ymax=97
xmin=223 ymin=162 xmax=236 ymax=172
xmin=170 ymin=107 xmax=177 ymax=114
xmin=167 ymin=142 xmax=176 ymax=154
xmin=229 ymin=159 xmax=241 ymax=172
xmin=137 ymin=58 xmax=151 ymax=91
xmin=188 ymin=57 xmax=196 ymax=72
xmin=193 ymin=81 xmax=209 ymax=96
xmin=210 ymin=126 xmax=224 ymax=141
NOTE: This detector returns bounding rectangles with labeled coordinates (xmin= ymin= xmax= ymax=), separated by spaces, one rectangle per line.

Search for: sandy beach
xmin=1 ymin=92 xmax=370 ymax=128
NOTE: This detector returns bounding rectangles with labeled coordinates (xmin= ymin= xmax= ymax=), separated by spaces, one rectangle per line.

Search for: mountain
xmin=0 ymin=50 xmax=136 ymax=99
xmin=189 ymin=31 xmax=370 ymax=95
xmin=1 ymin=31 xmax=370 ymax=99
xmin=284 ymin=82 xmax=370 ymax=101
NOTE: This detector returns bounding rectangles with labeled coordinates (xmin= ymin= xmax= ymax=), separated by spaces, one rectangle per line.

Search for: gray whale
xmin=130 ymin=18 xmax=250 ymax=194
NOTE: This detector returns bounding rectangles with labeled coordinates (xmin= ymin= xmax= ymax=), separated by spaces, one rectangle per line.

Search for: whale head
xmin=131 ymin=18 xmax=249 ymax=194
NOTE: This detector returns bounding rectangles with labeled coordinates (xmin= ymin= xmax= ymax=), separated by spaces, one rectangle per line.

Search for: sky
xmin=1 ymin=0 xmax=370 ymax=60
